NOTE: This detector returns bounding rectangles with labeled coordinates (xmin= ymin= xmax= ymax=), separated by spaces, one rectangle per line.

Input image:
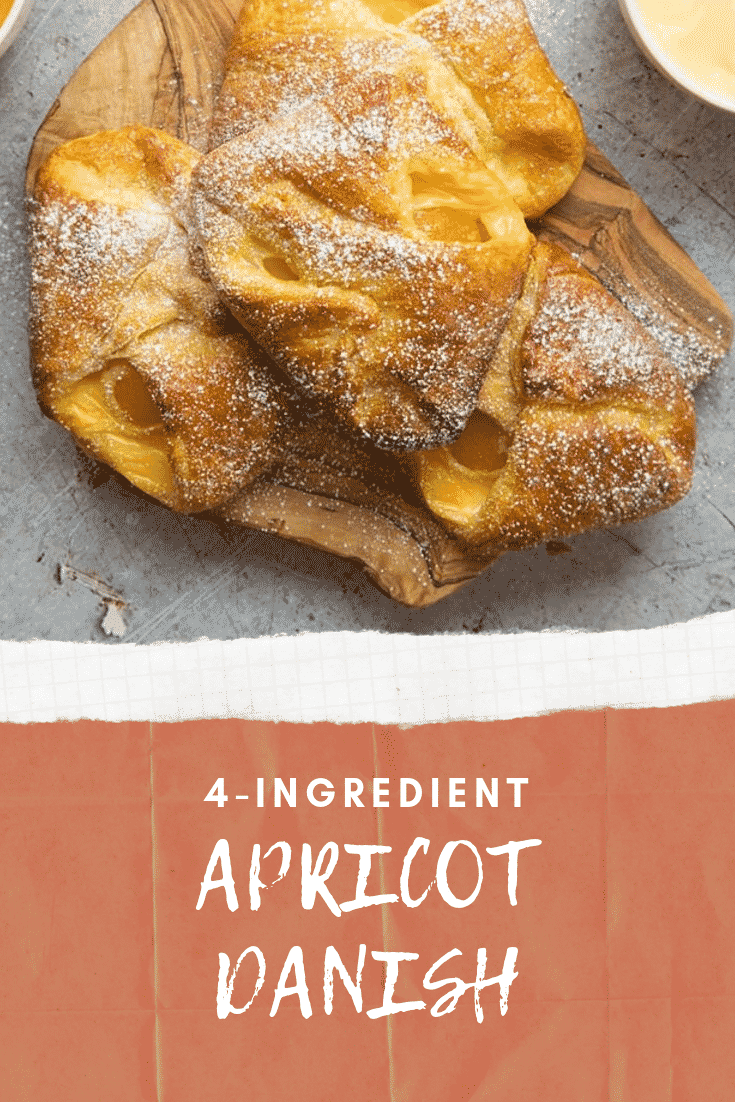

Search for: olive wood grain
xmin=25 ymin=0 xmax=734 ymax=607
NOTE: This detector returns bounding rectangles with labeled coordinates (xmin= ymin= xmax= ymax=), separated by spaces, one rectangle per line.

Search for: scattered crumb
xmin=100 ymin=600 xmax=128 ymax=638
xmin=58 ymin=563 xmax=128 ymax=637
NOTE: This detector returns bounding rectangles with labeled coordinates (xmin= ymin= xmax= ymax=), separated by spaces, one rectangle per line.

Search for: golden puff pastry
xmin=194 ymin=91 xmax=532 ymax=451
xmin=412 ymin=241 xmax=696 ymax=547
xmin=210 ymin=0 xmax=585 ymax=219
xmin=29 ymin=126 xmax=285 ymax=513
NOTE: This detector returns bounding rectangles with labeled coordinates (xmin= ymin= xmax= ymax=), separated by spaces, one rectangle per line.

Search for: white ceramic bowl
xmin=0 ymin=0 xmax=33 ymax=61
xmin=618 ymin=0 xmax=735 ymax=115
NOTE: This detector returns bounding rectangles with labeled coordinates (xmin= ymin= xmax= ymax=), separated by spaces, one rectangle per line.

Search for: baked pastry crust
xmin=193 ymin=97 xmax=530 ymax=450
xmin=29 ymin=126 xmax=284 ymax=513
xmin=194 ymin=0 xmax=584 ymax=450
xmin=412 ymin=241 xmax=696 ymax=547
xmin=211 ymin=0 xmax=585 ymax=219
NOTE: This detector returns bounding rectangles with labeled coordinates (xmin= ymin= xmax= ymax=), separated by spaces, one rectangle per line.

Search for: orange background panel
xmin=0 ymin=702 xmax=734 ymax=1100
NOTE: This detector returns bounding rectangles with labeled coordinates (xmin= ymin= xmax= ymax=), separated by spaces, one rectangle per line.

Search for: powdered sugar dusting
xmin=196 ymin=79 xmax=530 ymax=449
xmin=29 ymin=129 xmax=286 ymax=513
xmin=413 ymin=242 xmax=696 ymax=548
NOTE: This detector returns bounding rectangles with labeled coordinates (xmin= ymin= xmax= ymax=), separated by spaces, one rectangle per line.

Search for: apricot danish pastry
xmin=193 ymin=0 xmax=585 ymax=450
xmin=29 ymin=126 xmax=284 ymax=513
xmin=193 ymin=99 xmax=531 ymax=450
xmin=211 ymin=0 xmax=585 ymax=218
xmin=411 ymin=242 xmax=696 ymax=546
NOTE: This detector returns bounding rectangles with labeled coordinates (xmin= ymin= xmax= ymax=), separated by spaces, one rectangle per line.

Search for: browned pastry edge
xmin=28 ymin=126 xmax=287 ymax=514
xmin=192 ymin=93 xmax=532 ymax=451
xmin=411 ymin=240 xmax=696 ymax=551
xmin=212 ymin=0 xmax=586 ymax=219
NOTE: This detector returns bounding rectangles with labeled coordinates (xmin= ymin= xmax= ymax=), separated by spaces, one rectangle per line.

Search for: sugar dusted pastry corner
xmin=29 ymin=126 xmax=285 ymax=514
xmin=410 ymin=241 xmax=696 ymax=549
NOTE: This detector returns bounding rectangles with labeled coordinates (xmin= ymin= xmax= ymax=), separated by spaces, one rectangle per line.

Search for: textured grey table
xmin=1 ymin=0 xmax=734 ymax=642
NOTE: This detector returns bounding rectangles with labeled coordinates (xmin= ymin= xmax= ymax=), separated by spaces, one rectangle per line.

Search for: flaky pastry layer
xmin=212 ymin=0 xmax=585 ymax=219
xmin=29 ymin=126 xmax=285 ymax=513
xmin=192 ymin=0 xmax=585 ymax=450
xmin=412 ymin=242 xmax=696 ymax=547
xmin=195 ymin=83 xmax=532 ymax=449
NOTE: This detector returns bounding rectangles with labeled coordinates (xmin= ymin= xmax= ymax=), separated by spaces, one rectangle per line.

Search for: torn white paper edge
xmin=1 ymin=608 xmax=734 ymax=724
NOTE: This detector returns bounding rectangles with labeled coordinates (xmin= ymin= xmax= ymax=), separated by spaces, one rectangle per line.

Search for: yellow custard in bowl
xmin=619 ymin=0 xmax=735 ymax=112
xmin=0 ymin=0 xmax=33 ymax=59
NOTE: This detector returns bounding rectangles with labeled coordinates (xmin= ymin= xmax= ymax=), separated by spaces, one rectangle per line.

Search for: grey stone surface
xmin=1 ymin=0 xmax=733 ymax=642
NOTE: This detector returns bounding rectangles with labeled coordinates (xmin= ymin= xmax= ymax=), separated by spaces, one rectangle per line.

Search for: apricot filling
xmin=54 ymin=361 xmax=175 ymax=504
xmin=416 ymin=411 xmax=509 ymax=527
xmin=360 ymin=0 xmax=436 ymax=24
xmin=411 ymin=171 xmax=502 ymax=243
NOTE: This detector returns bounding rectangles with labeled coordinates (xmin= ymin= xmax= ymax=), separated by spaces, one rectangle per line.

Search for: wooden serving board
xmin=26 ymin=0 xmax=734 ymax=607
